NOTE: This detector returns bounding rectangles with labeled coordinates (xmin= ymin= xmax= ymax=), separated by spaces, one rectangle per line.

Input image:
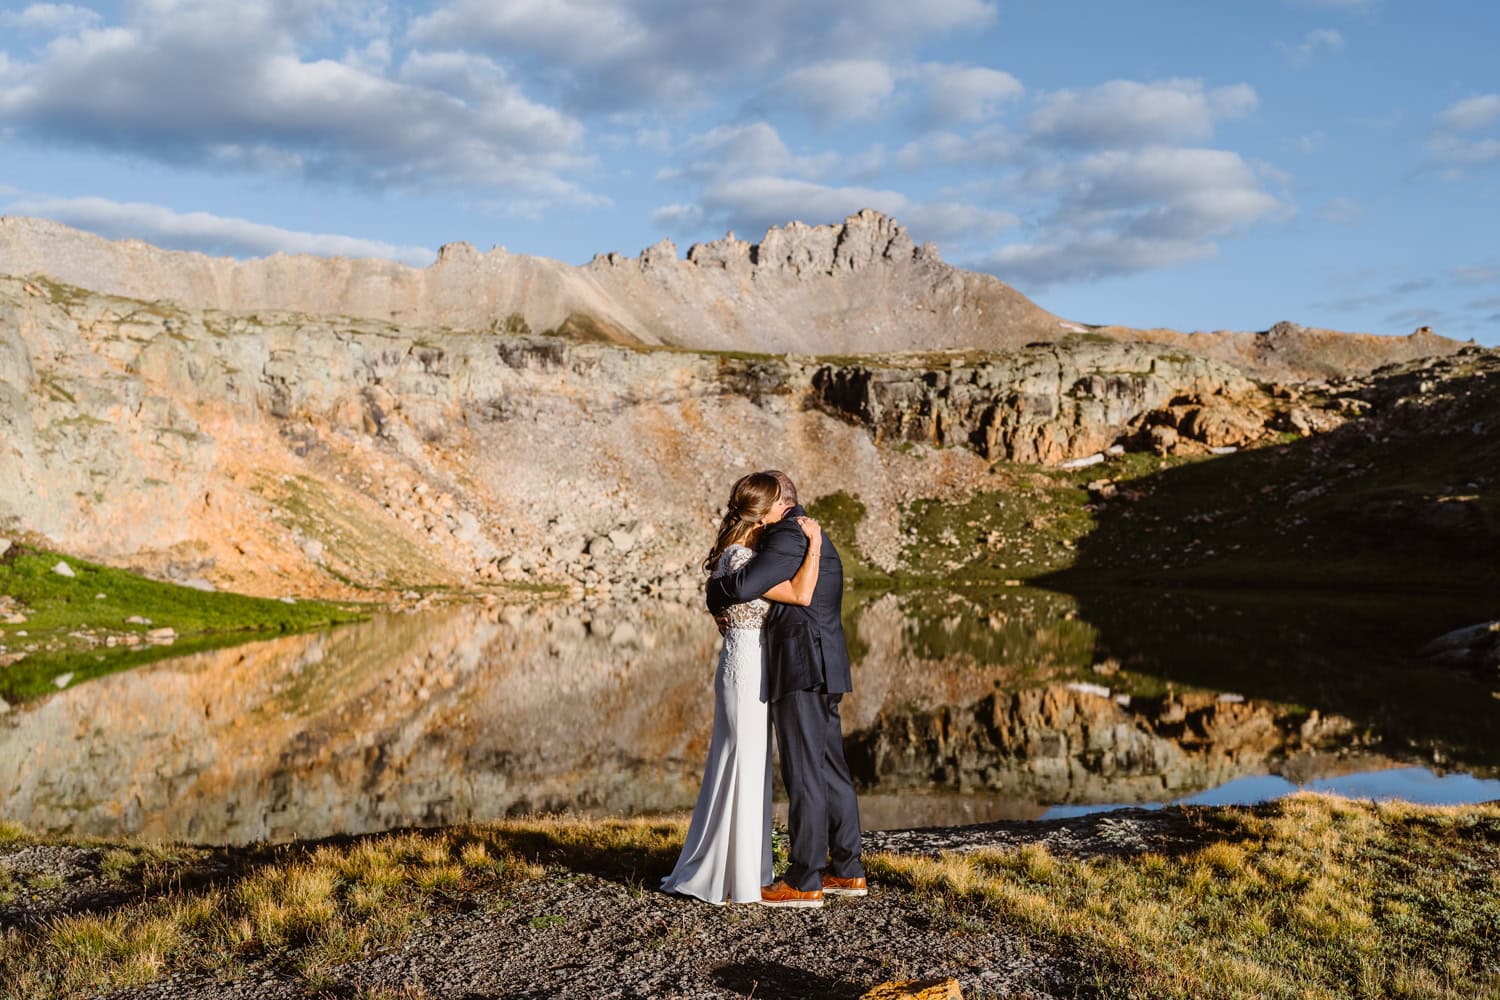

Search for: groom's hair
xmin=764 ymin=469 xmax=797 ymax=505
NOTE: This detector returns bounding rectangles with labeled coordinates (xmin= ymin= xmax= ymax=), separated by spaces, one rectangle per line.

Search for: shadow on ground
xmin=709 ymin=959 xmax=868 ymax=999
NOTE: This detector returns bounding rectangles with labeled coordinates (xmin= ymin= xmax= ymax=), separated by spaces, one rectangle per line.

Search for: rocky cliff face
xmin=810 ymin=342 xmax=1282 ymax=463
xmin=0 ymin=273 xmax=1348 ymax=598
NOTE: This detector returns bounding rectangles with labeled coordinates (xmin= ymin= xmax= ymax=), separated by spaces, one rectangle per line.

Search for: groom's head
xmin=763 ymin=469 xmax=797 ymax=520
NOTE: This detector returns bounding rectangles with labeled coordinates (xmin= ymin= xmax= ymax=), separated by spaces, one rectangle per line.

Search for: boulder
xmin=1179 ymin=401 xmax=1266 ymax=448
xmin=860 ymin=978 xmax=962 ymax=1000
xmin=1421 ymin=620 xmax=1500 ymax=676
xmin=1148 ymin=425 xmax=1179 ymax=455
xmin=52 ymin=560 xmax=76 ymax=578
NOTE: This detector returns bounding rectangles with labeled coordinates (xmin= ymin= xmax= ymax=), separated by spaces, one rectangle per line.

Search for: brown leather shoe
xmin=821 ymin=874 xmax=868 ymax=896
xmin=759 ymin=880 xmax=823 ymax=908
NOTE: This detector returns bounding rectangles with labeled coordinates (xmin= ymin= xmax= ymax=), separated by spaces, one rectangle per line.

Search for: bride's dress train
xmin=660 ymin=544 xmax=773 ymax=904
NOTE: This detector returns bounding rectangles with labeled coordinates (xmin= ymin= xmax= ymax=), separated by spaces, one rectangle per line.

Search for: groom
xmin=706 ymin=469 xmax=866 ymax=908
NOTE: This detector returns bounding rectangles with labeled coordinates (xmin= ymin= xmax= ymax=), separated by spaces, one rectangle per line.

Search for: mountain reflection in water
xmin=0 ymin=587 xmax=1494 ymax=845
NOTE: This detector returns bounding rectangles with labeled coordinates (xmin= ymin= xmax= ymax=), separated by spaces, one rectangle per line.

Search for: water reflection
xmin=0 ymin=586 xmax=1494 ymax=844
xmin=1044 ymin=767 xmax=1500 ymax=820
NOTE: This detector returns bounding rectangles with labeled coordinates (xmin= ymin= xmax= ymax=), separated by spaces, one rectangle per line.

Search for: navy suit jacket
xmin=705 ymin=505 xmax=853 ymax=702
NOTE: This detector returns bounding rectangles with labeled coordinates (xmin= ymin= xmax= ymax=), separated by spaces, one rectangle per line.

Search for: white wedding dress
xmin=660 ymin=544 xmax=774 ymax=904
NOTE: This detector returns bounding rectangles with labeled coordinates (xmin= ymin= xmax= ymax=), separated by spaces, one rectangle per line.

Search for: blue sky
xmin=2 ymin=0 xmax=1498 ymax=343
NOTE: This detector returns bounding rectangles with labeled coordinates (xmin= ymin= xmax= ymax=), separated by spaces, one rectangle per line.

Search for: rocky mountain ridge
xmin=0 ymin=211 xmax=1472 ymax=373
xmin=0 ymin=211 xmax=1063 ymax=356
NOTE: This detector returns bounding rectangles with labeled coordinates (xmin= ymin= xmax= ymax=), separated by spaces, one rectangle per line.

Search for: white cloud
xmin=1276 ymin=28 xmax=1345 ymax=66
xmin=901 ymin=200 xmax=1017 ymax=245
xmin=917 ymin=63 xmax=1023 ymax=125
xmin=408 ymin=0 xmax=996 ymax=112
xmin=893 ymin=125 xmax=1020 ymax=172
xmin=1428 ymin=94 xmax=1500 ymax=170
xmin=1320 ymin=196 xmax=1364 ymax=225
xmin=0 ymin=1 xmax=595 ymax=201
xmin=845 ymin=143 xmax=889 ymax=181
xmin=657 ymin=122 xmax=835 ymax=185
xmin=1294 ymin=131 xmax=1327 ymax=153
xmin=1028 ymin=79 xmax=1257 ymax=149
xmin=774 ymin=59 xmax=896 ymax=125
xmin=1437 ymin=94 xmax=1500 ymax=132
xmin=10 ymin=195 xmax=437 ymax=265
xmin=982 ymin=233 xmax=1211 ymax=289
xmin=831 ymin=0 xmax=996 ymax=38
xmin=980 ymin=146 xmax=1283 ymax=289
xmin=0 ymin=3 xmax=101 ymax=34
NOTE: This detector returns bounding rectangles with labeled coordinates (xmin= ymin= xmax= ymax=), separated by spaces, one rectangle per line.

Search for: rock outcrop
xmin=810 ymin=341 xmax=1291 ymax=463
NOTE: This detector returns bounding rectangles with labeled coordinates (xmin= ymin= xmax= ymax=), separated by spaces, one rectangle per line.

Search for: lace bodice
xmin=714 ymin=545 xmax=770 ymax=630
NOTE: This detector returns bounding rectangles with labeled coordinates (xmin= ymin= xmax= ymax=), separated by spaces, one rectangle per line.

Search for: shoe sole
xmin=822 ymin=887 xmax=868 ymax=896
xmin=759 ymin=898 xmax=824 ymax=908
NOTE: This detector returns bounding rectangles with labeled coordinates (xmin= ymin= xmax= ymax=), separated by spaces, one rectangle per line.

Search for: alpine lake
xmin=2 ymin=578 xmax=1496 ymax=846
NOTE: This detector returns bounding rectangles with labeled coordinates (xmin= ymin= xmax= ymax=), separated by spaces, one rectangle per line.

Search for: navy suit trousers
xmin=771 ymin=688 xmax=865 ymax=891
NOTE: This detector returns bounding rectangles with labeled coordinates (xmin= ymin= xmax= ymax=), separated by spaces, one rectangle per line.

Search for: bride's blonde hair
xmin=703 ymin=473 xmax=781 ymax=574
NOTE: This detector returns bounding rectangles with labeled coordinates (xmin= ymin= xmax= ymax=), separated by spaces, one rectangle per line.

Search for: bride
xmin=660 ymin=472 xmax=822 ymax=905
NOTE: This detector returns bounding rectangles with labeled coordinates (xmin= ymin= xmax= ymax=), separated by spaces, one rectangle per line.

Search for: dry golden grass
xmin=3 ymin=801 xmax=1494 ymax=999
xmin=868 ymin=793 xmax=1500 ymax=1000
xmin=0 ymin=816 xmax=687 ymax=1000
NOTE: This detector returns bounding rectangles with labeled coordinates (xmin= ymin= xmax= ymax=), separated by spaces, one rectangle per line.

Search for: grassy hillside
xmin=0 ymin=545 xmax=367 ymax=702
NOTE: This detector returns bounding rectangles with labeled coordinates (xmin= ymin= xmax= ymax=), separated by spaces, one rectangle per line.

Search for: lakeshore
xmin=1 ymin=795 xmax=1497 ymax=1000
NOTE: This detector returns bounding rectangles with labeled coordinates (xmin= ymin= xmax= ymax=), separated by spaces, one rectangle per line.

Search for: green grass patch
xmin=805 ymin=490 xmax=891 ymax=587
xmin=899 ymin=480 xmax=1097 ymax=583
xmin=891 ymin=587 xmax=1097 ymax=672
xmin=0 ymin=546 xmax=368 ymax=702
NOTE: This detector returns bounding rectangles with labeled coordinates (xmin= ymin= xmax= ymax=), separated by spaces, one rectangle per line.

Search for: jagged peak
xmin=606 ymin=209 xmax=932 ymax=279
xmin=754 ymin=208 xmax=919 ymax=275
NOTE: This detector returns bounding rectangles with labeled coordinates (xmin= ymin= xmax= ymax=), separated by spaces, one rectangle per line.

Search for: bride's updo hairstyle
xmin=703 ymin=472 xmax=781 ymax=574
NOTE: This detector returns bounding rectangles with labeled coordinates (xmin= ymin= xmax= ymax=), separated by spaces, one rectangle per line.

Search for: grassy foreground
xmin=1 ymin=795 xmax=1496 ymax=999
xmin=0 ymin=545 xmax=368 ymax=702
xmin=870 ymin=796 xmax=1500 ymax=1000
